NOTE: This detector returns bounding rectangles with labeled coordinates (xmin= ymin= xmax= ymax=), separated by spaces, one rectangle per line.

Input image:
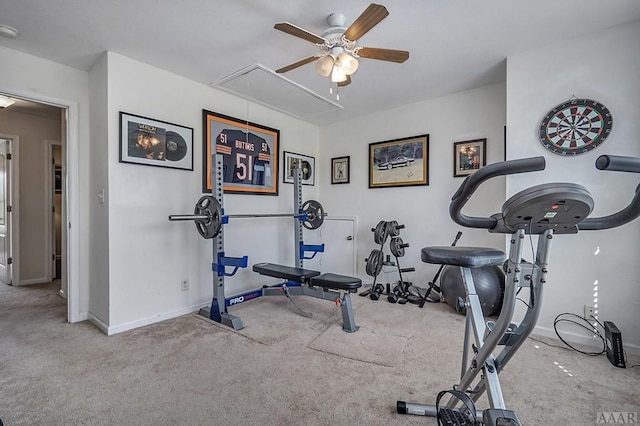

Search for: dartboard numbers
xmin=539 ymin=99 xmax=612 ymax=156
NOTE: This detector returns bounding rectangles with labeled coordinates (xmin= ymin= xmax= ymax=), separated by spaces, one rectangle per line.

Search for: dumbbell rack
xmin=360 ymin=220 xmax=415 ymax=302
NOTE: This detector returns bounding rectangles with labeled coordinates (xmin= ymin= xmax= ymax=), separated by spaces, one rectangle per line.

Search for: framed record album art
xmin=283 ymin=151 xmax=315 ymax=186
xmin=203 ymin=110 xmax=279 ymax=195
xmin=119 ymin=112 xmax=194 ymax=170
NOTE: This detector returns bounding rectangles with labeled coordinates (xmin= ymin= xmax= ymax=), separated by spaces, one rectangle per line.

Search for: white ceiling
xmin=2 ymin=0 xmax=640 ymax=126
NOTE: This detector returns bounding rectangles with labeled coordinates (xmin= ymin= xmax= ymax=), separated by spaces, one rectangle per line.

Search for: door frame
xmin=45 ymin=139 xmax=62 ymax=284
xmin=0 ymin=133 xmax=20 ymax=287
xmin=0 ymin=88 xmax=81 ymax=323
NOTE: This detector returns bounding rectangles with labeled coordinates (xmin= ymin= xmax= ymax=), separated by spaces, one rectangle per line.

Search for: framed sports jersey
xmin=203 ymin=110 xmax=279 ymax=195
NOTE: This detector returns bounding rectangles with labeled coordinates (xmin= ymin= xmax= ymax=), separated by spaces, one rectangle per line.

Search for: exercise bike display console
xmin=397 ymin=155 xmax=640 ymax=425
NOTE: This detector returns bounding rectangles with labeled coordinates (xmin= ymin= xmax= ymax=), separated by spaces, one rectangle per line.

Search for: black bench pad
xmin=421 ymin=246 xmax=506 ymax=268
xmin=252 ymin=263 xmax=321 ymax=282
xmin=310 ymin=273 xmax=362 ymax=291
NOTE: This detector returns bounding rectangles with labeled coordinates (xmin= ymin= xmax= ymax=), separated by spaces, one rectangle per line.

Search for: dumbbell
xmin=370 ymin=283 xmax=386 ymax=301
xmin=387 ymin=285 xmax=402 ymax=303
xmin=389 ymin=284 xmax=412 ymax=304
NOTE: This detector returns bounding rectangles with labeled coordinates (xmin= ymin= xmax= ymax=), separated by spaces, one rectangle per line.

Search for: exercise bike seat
xmin=310 ymin=273 xmax=362 ymax=293
xmin=421 ymin=246 xmax=505 ymax=268
xmin=252 ymin=263 xmax=321 ymax=283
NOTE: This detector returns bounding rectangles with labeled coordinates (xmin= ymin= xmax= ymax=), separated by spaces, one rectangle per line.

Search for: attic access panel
xmin=212 ymin=64 xmax=342 ymax=119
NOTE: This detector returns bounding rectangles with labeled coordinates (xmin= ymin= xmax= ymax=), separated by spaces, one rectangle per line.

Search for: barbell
xmin=169 ymin=196 xmax=326 ymax=239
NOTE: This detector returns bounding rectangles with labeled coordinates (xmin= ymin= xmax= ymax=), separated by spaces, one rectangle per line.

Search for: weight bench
xmin=252 ymin=263 xmax=362 ymax=332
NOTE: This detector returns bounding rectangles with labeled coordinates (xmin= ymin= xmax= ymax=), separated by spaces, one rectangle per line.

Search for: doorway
xmin=0 ymin=94 xmax=71 ymax=320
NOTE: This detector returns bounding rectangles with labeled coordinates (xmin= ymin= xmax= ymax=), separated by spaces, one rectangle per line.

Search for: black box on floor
xmin=604 ymin=321 xmax=625 ymax=368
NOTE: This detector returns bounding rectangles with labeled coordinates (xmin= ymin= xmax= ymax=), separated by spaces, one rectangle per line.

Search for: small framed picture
xmin=369 ymin=134 xmax=429 ymax=189
xmin=453 ymin=138 xmax=486 ymax=177
xmin=283 ymin=151 xmax=315 ymax=186
xmin=119 ymin=112 xmax=194 ymax=171
xmin=331 ymin=156 xmax=350 ymax=184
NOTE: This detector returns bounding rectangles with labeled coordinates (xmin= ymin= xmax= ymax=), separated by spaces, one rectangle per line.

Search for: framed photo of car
xmin=369 ymin=134 xmax=429 ymax=189
xmin=453 ymin=138 xmax=486 ymax=177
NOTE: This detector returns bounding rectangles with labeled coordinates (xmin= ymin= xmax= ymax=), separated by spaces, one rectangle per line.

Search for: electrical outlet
xmin=584 ymin=304 xmax=595 ymax=320
xmin=180 ymin=279 xmax=189 ymax=291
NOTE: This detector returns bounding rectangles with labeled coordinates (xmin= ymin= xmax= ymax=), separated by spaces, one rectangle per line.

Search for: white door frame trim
xmin=45 ymin=140 xmax=62 ymax=283
xmin=0 ymin=133 xmax=20 ymax=287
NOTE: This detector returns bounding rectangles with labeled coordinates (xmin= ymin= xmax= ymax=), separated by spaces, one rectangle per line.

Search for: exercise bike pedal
xmin=438 ymin=408 xmax=475 ymax=426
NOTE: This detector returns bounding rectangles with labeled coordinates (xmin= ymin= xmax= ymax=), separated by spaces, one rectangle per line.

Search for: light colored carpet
xmin=1 ymin=281 xmax=638 ymax=425
xmin=307 ymin=299 xmax=450 ymax=367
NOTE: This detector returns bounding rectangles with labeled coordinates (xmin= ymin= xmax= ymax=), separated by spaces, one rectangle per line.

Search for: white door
xmin=305 ymin=216 xmax=357 ymax=276
xmin=0 ymin=138 xmax=12 ymax=284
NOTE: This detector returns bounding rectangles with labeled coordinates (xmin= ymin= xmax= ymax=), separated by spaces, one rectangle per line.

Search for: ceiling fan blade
xmin=275 ymin=56 xmax=319 ymax=73
xmin=274 ymin=22 xmax=326 ymax=44
xmin=356 ymin=47 xmax=409 ymax=63
xmin=343 ymin=3 xmax=389 ymax=41
xmin=338 ymin=75 xmax=351 ymax=87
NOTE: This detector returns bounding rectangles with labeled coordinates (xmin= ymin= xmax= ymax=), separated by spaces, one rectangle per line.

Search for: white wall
xmin=88 ymin=53 xmax=110 ymax=326
xmin=506 ymin=20 xmax=640 ymax=352
xmin=103 ymin=52 xmax=320 ymax=333
xmin=0 ymin=45 xmax=91 ymax=322
xmin=0 ymin=110 xmax=60 ymax=284
xmin=319 ymin=82 xmax=507 ymax=285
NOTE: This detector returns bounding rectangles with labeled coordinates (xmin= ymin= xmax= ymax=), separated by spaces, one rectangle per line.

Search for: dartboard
xmin=538 ymin=99 xmax=612 ymax=156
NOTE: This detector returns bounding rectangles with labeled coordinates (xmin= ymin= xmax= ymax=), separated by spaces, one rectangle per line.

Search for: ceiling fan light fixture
xmin=316 ymin=55 xmax=335 ymax=77
xmin=336 ymin=52 xmax=359 ymax=75
xmin=330 ymin=65 xmax=347 ymax=83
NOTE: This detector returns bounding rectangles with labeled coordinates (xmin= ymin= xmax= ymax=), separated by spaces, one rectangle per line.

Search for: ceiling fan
xmin=274 ymin=3 xmax=409 ymax=88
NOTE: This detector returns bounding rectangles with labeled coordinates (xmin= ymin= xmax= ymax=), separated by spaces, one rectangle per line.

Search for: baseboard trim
xmin=106 ymin=303 xmax=206 ymax=336
xmin=88 ymin=313 xmax=108 ymax=334
xmin=534 ymin=325 xmax=640 ymax=356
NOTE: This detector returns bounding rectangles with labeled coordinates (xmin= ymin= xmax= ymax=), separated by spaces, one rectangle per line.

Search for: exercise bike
xmin=397 ymin=154 xmax=640 ymax=425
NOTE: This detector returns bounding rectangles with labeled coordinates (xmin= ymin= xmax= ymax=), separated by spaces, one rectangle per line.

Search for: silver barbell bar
xmin=169 ymin=197 xmax=325 ymax=239
xmin=168 ymin=212 xmax=312 ymax=221
xmin=169 ymin=214 xmax=210 ymax=221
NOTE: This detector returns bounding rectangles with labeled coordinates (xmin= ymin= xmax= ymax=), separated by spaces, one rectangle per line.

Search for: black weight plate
xmin=373 ymin=220 xmax=388 ymax=245
xmin=365 ymin=249 xmax=384 ymax=277
xmin=387 ymin=220 xmax=400 ymax=237
xmin=194 ymin=195 xmax=222 ymax=239
xmin=390 ymin=237 xmax=405 ymax=257
xmin=302 ymin=200 xmax=324 ymax=230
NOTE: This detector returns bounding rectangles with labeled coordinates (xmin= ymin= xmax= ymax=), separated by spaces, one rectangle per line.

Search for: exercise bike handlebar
xmin=595 ymin=154 xmax=640 ymax=173
xmin=449 ymin=156 xmax=546 ymax=230
xmin=578 ymin=155 xmax=640 ymax=230
xmin=449 ymin=154 xmax=640 ymax=232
